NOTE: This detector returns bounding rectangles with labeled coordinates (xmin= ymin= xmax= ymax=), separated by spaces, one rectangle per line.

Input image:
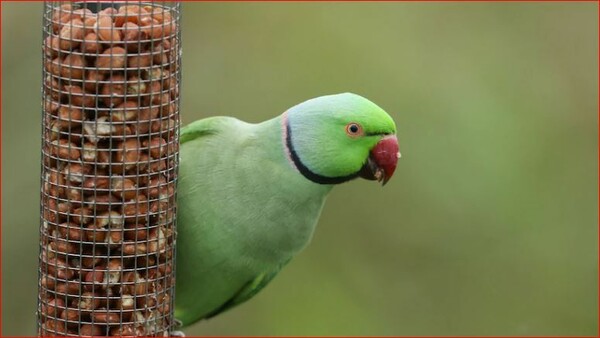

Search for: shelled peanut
xmin=39 ymin=3 xmax=179 ymax=336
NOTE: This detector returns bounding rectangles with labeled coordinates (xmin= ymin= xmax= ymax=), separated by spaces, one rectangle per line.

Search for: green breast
xmin=174 ymin=116 xmax=331 ymax=324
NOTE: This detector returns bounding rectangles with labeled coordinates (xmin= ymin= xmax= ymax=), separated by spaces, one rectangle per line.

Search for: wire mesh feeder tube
xmin=38 ymin=1 xmax=181 ymax=336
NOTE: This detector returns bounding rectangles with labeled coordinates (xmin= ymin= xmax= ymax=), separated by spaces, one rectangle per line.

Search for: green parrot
xmin=174 ymin=93 xmax=400 ymax=328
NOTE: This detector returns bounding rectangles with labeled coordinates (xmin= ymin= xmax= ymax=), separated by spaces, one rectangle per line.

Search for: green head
xmin=284 ymin=93 xmax=400 ymax=185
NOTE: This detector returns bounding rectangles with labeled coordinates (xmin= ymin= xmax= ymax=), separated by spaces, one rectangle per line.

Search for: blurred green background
xmin=2 ymin=2 xmax=598 ymax=336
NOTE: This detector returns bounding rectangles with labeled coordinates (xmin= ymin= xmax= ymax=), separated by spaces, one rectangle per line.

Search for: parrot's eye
xmin=345 ymin=123 xmax=362 ymax=137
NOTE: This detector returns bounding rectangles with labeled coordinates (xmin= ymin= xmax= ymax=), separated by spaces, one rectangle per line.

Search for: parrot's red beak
xmin=358 ymin=135 xmax=400 ymax=186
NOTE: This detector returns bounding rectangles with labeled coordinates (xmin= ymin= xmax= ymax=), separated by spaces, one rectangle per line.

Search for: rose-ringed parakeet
xmin=174 ymin=93 xmax=400 ymax=328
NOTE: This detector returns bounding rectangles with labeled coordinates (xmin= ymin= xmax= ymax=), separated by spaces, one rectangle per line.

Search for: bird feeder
xmin=38 ymin=1 xmax=181 ymax=336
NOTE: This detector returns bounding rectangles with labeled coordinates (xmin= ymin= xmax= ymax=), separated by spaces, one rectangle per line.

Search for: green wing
xmin=203 ymin=258 xmax=292 ymax=319
xmin=180 ymin=116 xmax=236 ymax=144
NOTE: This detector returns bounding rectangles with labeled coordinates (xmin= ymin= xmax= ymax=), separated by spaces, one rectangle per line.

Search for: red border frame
xmin=1 ymin=1 xmax=4 ymax=336
xmin=0 ymin=1 xmax=598 ymax=337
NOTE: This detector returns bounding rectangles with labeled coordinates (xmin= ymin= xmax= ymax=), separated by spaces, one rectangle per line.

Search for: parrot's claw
xmin=171 ymin=319 xmax=185 ymax=336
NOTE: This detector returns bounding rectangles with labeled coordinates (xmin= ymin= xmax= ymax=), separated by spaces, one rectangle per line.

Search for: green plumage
xmin=175 ymin=93 xmax=397 ymax=327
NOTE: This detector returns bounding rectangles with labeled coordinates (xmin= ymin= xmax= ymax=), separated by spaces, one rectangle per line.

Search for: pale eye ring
xmin=345 ymin=123 xmax=362 ymax=136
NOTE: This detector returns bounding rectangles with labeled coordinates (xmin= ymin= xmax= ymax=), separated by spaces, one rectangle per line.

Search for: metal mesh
xmin=38 ymin=1 xmax=181 ymax=336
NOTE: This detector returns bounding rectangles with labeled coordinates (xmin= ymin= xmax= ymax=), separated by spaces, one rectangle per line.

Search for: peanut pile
xmin=39 ymin=3 xmax=179 ymax=336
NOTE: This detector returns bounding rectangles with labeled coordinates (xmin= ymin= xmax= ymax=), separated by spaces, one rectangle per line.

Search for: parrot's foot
xmin=170 ymin=319 xmax=185 ymax=336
